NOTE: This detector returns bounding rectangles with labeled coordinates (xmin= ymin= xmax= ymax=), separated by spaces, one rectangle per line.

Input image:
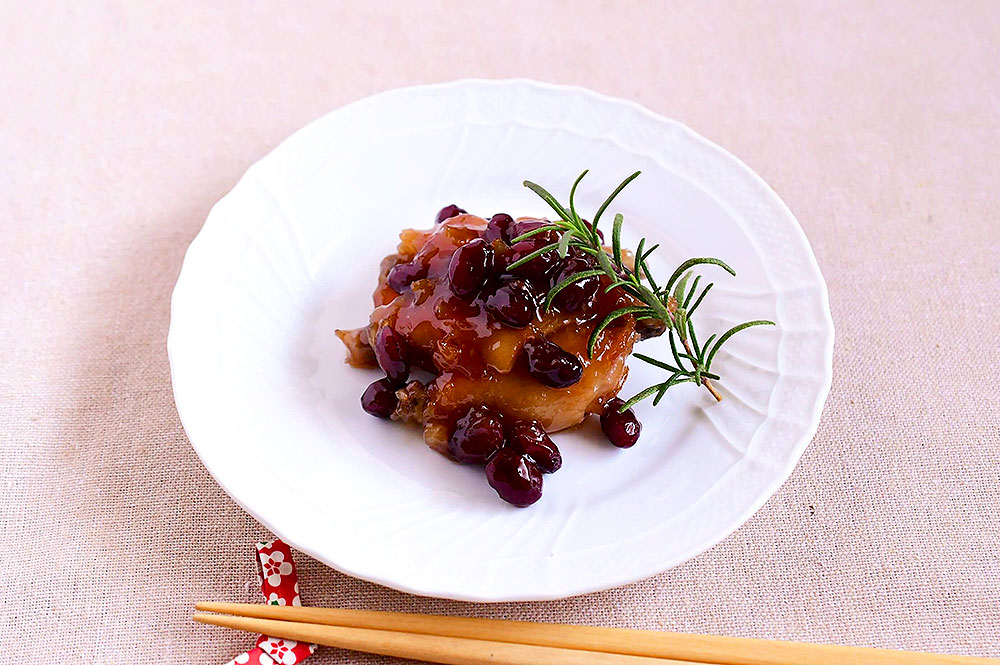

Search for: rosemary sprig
xmin=517 ymin=170 xmax=775 ymax=410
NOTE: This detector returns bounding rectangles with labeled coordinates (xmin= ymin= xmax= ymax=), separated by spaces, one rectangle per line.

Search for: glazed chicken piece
xmin=337 ymin=205 xmax=649 ymax=506
xmin=337 ymin=210 xmax=642 ymax=454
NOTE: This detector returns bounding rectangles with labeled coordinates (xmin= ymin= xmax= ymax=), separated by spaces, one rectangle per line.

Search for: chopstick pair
xmin=194 ymin=602 xmax=998 ymax=665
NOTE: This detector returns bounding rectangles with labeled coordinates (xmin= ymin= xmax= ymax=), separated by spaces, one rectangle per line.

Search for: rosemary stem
xmin=598 ymin=241 xmax=716 ymax=399
xmin=595 ymin=247 xmax=672 ymax=322
xmin=680 ymin=335 xmax=723 ymax=401
xmin=524 ymin=171 xmax=770 ymax=410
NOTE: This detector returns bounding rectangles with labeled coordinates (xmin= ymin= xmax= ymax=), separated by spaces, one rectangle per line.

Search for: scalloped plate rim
xmin=168 ymin=78 xmax=834 ymax=601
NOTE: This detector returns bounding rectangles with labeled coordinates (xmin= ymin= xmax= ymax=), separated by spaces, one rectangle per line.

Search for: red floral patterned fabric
xmin=221 ymin=540 xmax=317 ymax=665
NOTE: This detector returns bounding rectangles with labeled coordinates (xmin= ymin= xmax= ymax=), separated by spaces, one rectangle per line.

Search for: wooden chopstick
xmin=193 ymin=612 xmax=695 ymax=665
xmin=195 ymin=602 xmax=998 ymax=665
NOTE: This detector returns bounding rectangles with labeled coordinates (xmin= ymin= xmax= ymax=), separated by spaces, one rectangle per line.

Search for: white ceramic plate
xmin=168 ymin=79 xmax=833 ymax=601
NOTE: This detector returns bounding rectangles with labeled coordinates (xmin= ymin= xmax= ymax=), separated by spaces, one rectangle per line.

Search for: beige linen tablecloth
xmin=2 ymin=1 xmax=998 ymax=661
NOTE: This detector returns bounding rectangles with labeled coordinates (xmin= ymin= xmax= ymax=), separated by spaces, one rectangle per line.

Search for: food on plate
xmin=338 ymin=172 xmax=774 ymax=506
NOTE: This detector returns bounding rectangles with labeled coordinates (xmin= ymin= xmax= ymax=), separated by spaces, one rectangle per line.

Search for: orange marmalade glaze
xmin=344 ymin=214 xmax=641 ymax=455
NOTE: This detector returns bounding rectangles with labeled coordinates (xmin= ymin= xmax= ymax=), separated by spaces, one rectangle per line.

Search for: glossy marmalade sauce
xmin=343 ymin=212 xmax=642 ymax=455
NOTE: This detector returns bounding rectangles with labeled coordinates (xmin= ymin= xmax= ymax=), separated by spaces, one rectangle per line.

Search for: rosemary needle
xmin=515 ymin=171 xmax=775 ymax=409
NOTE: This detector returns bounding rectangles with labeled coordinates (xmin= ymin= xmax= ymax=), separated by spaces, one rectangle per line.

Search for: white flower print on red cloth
xmin=259 ymin=550 xmax=293 ymax=588
xmin=256 ymin=541 xmax=305 ymax=607
xmin=258 ymin=638 xmax=302 ymax=665
xmin=219 ymin=539 xmax=317 ymax=665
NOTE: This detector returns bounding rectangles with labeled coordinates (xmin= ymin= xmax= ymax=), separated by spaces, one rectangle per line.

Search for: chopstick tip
xmin=195 ymin=601 xmax=235 ymax=612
